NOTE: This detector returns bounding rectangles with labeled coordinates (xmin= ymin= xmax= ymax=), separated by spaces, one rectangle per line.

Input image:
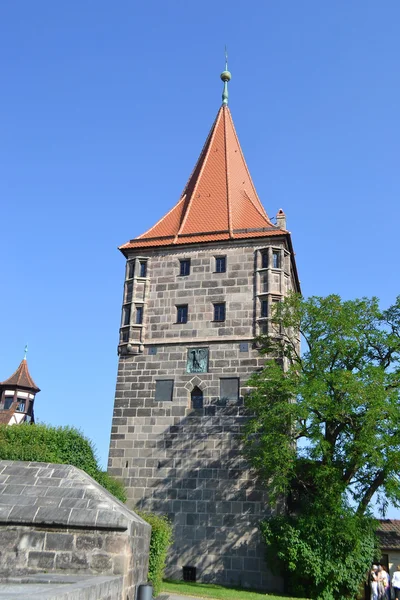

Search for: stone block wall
xmin=0 ymin=461 xmax=151 ymax=600
xmin=109 ymin=238 xmax=298 ymax=591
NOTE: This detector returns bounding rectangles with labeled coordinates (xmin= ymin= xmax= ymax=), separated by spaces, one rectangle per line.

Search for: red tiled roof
xmin=120 ymin=106 xmax=287 ymax=252
xmin=377 ymin=520 xmax=400 ymax=549
xmin=1 ymin=359 xmax=40 ymax=393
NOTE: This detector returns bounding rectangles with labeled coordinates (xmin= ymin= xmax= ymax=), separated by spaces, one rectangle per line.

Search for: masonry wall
xmin=109 ymin=238 xmax=297 ymax=590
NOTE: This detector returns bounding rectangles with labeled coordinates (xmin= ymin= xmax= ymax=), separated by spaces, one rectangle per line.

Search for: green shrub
xmin=137 ymin=511 xmax=173 ymax=596
xmin=0 ymin=423 xmax=126 ymax=503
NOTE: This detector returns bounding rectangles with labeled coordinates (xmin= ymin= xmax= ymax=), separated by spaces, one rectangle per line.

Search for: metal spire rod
xmin=220 ymin=46 xmax=231 ymax=106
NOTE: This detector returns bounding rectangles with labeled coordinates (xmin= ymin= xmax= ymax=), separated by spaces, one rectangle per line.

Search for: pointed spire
xmin=0 ymin=357 xmax=40 ymax=392
xmin=220 ymin=47 xmax=231 ymax=106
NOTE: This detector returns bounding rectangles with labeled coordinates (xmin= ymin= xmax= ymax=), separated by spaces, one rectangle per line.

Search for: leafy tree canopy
xmin=244 ymin=294 xmax=400 ymax=598
xmin=245 ymin=293 xmax=400 ymax=516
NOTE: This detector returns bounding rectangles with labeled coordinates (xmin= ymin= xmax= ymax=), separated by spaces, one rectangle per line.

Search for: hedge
xmin=138 ymin=511 xmax=173 ymax=596
xmin=0 ymin=423 xmax=126 ymax=503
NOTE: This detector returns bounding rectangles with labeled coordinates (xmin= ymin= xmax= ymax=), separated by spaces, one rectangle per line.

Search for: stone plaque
xmin=186 ymin=348 xmax=209 ymax=373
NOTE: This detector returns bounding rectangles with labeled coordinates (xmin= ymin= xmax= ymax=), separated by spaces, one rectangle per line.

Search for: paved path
xmin=157 ymin=594 xmax=210 ymax=600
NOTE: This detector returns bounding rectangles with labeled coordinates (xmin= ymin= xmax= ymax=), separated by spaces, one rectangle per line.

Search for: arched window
xmin=191 ymin=386 xmax=203 ymax=409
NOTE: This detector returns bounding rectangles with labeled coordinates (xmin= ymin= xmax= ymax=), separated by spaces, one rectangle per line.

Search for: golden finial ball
xmin=220 ymin=70 xmax=231 ymax=82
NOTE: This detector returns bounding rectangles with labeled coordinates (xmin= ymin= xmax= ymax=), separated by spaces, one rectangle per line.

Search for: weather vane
xmin=24 ymin=344 xmax=28 ymax=359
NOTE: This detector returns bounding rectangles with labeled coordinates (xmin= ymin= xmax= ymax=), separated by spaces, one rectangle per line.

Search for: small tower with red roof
xmin=108 ymin=63 xmax=300 ymax=589
xmin=0 ymin=349 xmax=40 ymax=425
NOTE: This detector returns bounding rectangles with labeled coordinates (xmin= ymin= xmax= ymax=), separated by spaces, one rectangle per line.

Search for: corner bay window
xmin=155 ymin=379 xmax=174 ymax=402
xmin=215 ymin=256 xmax=226 ymax=273
xmin=127 ymin=261 xmax=135 ymax=279
xmin=180 ymin=259 xmax=190 ymax=276
xmin=220 ymin=378 xmax=240 ymax=402
xmin=261 ymin=299 xmax=268 ymax=317
xmin=122 ymin=305 xmax=131 ymax=326
xmin=213 ymin=302 xmax=225 ymax=322
xmin=176 ymin=304 xmax=188 ymax=324
xmin=261 ymin=252 xmax=268 ymax=269
xmin=139 ymin=261 xmax=147 ymax=277
xmin=136 ymin=306 xmax=143 ymax=324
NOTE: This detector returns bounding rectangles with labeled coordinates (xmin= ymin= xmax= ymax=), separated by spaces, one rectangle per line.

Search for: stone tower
xmin=0 ymin=352 xmax=40 ymax=424
xmin=108 ymin=66 xmax=300 ymax=590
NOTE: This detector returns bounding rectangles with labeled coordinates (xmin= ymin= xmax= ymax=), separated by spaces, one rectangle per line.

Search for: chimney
xmin=276 ymin=208 xmax=286 ymax=230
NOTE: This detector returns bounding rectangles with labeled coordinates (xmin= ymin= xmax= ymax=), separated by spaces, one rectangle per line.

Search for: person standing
xmin=371 ymin=565 xmax=378 ymax=600
xmin=392 ymin=565 xmax=400 ymax=600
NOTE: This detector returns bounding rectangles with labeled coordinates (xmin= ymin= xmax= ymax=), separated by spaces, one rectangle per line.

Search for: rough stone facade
xmin=108 ymin=238 xmax=298 ymax=590
xmin=0 ymin=461 xmax=150 ymax=600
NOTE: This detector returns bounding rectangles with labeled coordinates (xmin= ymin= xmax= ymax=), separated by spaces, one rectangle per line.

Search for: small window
xmin=260 ymin=322 xmax=268 ymax=334
xmin=261 ymin=299 xmax=268 ymax=317
xmin=261 ymin=252 xmax=268 ymax=269
xmin=220 ymin=378 xmax=240 ymax=402
xmin=272 ymin=251 xmax=280 ymax=269
xmin=261 ymin=273 xmax=268 ymax=292
xmin=180 ymin=259 xmax=190 ymax=276
xmin=16 ymin=400 xmax=26 ymax=413
xmin=125 ymin=281 xmax=133 ymax=303
xmin=215 ymin=256 xmax=226 ymax=273
xmin=191 ymin=386 xmax=203 ymax=409
xmin=136 ymin=306 xmax=143 ymax=324
xmin=177 ymin=305 xmax=188 ymax=324
xmin=127 ymin=262 xmax=135 ymax=279
xmin=155 ymin=379 xmax=174 ymax=402
xmin=3 ymin=397 xmax=13 ymax=410
xmin=139 ymin=261 xmax=147 ymax=277
xmin=122 ymin=305 xmax=131 ymax=326
xmin=213 ymin=302 xmax=225 ymax=322
xmin=121 ymin=329 xmax=129 ymax=343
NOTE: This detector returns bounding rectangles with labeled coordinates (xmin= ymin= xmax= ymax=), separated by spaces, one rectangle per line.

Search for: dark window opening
xmin=4 ymin=397 xmax=13 ymax=410
xmin=262 ymin=273 xmax=268 ymax=292
xmin=122 ymin=306 xmax=131 ymax=326
xmin=155 ymin=379 xmax=174 ymax=402
xmin=177 ymin=305 xmax=188 ymax=324
xmin=125 ymin=282 xmax=133 ymax=303
xmin=191 ymin=386 xmax=203 ymax=409
xmin=213 ymin=302 xmax=225 ymax=322
xmin=215 ymin=256 xmax=226 ymax=273
xmin=180 ymin=259 xmax=190 ymax=276
xmin=183 ymin=566 xmax=197 ymax=582
xmin=136 ymin=306 xmax=143 ymax=324
xmin=121 ymin=329 xmax=129 ymax=343
xmin=139 ymin=261 xmax=147 ymax=277
xmin=261 ymin=252 xmax=268 ymax=269
xmin=260 ymin=322 xmax=268 ymax=334
xmin=261 ymin=299 xmax=268 ymax=317
xmin=220 ymin=378 xmax=240 ymax=402
xmin=272 ymin=251 xmax=280 ymax=269
xmin=127 ymin=262 xmax=135 ymax=279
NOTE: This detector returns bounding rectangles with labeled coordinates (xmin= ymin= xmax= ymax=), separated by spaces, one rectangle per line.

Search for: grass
xmin=160 ymin=579 xmax=308 ymax=600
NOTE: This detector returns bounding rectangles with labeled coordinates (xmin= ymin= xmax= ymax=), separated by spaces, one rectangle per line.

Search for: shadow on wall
xmin=119 ymin=399 xmax=282 ymax=592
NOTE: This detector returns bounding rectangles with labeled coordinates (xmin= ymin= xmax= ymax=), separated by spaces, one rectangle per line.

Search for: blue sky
xmin=0 ymin=2 xmax=399 ymax=513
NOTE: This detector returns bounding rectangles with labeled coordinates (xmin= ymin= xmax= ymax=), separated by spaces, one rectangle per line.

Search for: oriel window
xmin=261 ymin=252 xmax=268 ymax=269
xmin=127 ymin=261 xmax=135 ymax=279
xmin=180 ymin=259 xmax=190 ymax=276
xmin=177 ymin=305 xmax=188 ymax=324
xmin=261 ymin=299 xmax=268 ymax=318
xmin=125 ymin=281 xmax=133 ymax=303
xmin=136 ymin=306 xmax=143 ymax=324
xmin=139 ymin=261 xmax=147 ymax=277
xmin=213 ymin=302 xmax=226 ymax=322
xmin=272 ymin=251 xmax=280 ymax=269
xmin=122 ymin=305 xmax=131 ymax=326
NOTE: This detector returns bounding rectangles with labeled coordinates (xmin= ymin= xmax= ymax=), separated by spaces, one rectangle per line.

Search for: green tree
xmin=244 ymin=294 xmax=400 ymax=599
